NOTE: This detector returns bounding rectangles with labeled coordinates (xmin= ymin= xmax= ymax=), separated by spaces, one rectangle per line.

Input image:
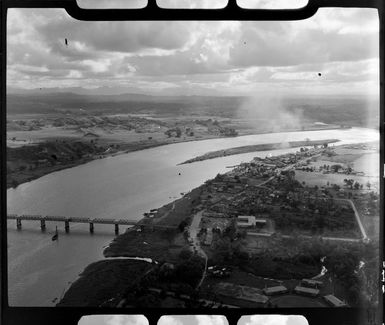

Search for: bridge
xmin=7 ymin=214 xmax=175 ymax=234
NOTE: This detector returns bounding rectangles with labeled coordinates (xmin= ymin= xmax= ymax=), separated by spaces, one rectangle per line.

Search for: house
xmin=263 ymin=285 xmax=288 ymax=296
xmin=204 ymin=230 xmax=213 ymax=246
xmin=323 ymin=294 xmax=348 ymax=307
xmin=301 ymin=279 xmax=323 ymax=288
xmin=237 ymin=216 xmax=267 ymax=228
xmin=294 ymin=285 xmax=319 ymax=297
xmin=83 ymin=131 xmax=99 ymax=138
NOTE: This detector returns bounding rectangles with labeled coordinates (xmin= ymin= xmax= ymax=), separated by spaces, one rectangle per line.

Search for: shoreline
xmin=7 ymin=125 xmax=352 ymax=190
xmin=56 ymin=139 xmax=379 ymax=307
xmin=179 ymin=139 xmax=340 ymax=165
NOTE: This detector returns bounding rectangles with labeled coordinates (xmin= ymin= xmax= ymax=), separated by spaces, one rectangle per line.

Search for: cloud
xmin=126 ymin=35 xmax=230 ymax=76
xmin=195 ymin=315 xmax=228 ymax=325
xmin=240 ymin=315 xmax=308 ymax=325
xmin=6 ymin=7 xmax=380 ymax=96
xmin=77 ymin=0 xmax=147 ymax=8
xmin=106 ymin=315 xmax=148 ymax=325
xmin=285 ymin=316 xmax=309 ymax=325
xmin=157 ymin=0 xmax=227 ymax=8
xmin=78 ymin=315 xmax=148 ymax=325
xmin=238 ymin=0 xmax=308 ymax=9
xmin=36 ymin=17 xmax=191 ymax=55
xmin=229 ymin=21 xmax=378 ymax=68
xmin=158 ymin=316 xmax=184 ymax=325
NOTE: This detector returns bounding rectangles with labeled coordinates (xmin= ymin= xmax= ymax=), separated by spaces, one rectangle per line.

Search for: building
xmin=294 ymin=285 xmax=319 ymax=297
xmin=301 ymin=279 xmax=323 ymax=288
xmin=323 ymin=294 xmax=348 ymax=307
xmin=237 ymin=216 xmax=267 ymax=228
xmin=203 ymin=230 xmax=213 ymax=246
xmin=263 ymin=285 xmax=288 ymax=296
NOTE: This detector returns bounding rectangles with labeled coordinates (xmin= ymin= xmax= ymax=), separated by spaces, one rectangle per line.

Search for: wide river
xmin=7 ymin=127 xmax=378 ymax=306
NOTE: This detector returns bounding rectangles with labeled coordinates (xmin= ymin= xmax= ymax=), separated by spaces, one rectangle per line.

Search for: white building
xmin=237 ymin=216 xmax=267 ymax=228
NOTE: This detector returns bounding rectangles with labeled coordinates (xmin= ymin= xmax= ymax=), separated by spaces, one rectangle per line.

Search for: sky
xmin=77 ymin=314 xmax=307 ymax=325
xmin=7 ymin=0 xmax=379 ymax=96
xmin=78 ymin=315 xmax=149 ymax=325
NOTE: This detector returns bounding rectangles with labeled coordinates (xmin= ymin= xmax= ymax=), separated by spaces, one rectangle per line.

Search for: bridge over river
xmin=7 ymin=214 xmax=175 ymax=234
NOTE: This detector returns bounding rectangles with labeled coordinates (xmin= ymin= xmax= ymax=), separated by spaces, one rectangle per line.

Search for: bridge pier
xmin=7 ymin=215 xmax=139 ymax=234
xmin=65 ymin=220 xmax=70 ymax=233
xmin=40 ymin=220 xmax=46 ymax=231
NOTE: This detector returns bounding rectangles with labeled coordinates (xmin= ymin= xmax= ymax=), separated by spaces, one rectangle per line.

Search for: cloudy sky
xmin=78 ymin=315 xmax=148 ymax=325
xmin=77 ymin=314 xmax=307 ymax=325
xmin=7 ymin=0 xmax=379 ymax=96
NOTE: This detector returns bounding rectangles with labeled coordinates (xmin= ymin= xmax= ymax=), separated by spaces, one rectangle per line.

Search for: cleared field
xmin=295 ymin=147 xmax=380 ymax=192
xmin=295 ymin=170 xmax=379 ymax=191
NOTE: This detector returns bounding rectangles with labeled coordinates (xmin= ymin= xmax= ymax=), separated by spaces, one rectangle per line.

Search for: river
xmin=6 ymin=127 xmax=378 ymax=306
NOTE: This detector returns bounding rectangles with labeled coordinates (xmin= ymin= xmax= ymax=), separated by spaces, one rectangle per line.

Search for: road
xmin=152 ymin=202 xmax=176 ymax=224
xmin=305 ymin=196 xmax=368 ymax=242
xmin=335 ymin=198 xmax=368 ymax=241
xmin=187 ymin=211 xmax=208 ymax=288
xmin=247 ymin=231 xmax=362 ymax=243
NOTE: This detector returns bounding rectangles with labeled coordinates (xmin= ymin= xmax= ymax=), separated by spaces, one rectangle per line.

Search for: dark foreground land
xmin=57 ymin=260 xmax=154 ymax=307
xmin=58 ymin=143 xmax=379 ymax=309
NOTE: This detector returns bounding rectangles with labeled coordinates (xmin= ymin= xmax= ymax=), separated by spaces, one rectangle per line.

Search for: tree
xmin=178 ymin=219 xmax=189 ymax=232
xmin=179 ymin=247 xmax=193 ymax=260
xmin=332 ymin=184 xmax=340 ymax=191
xmin=331 ymin=164 xmax=343 ymax=172
xmin=175 ymin=255 xmax=205 ymax=287
xmin=366 ymin=182 xmax=371 ymax=190
xmin=223 ymin=218 xmax=237 ymax=240
xmin=344 ymin=179 xmax=354 ymax=189
xmin=165 ymin=129 xmax=172 ymax=138
xmin=175 ymin=127 xmax=182 ymax=138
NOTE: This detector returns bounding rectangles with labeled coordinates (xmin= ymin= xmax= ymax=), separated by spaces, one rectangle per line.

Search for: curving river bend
xmin=7 ymin=127 xmax=378 ymax=306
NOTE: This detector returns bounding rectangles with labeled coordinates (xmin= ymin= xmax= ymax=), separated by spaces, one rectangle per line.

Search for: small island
xmin=179 ymin=139 xmax=339 ymax=165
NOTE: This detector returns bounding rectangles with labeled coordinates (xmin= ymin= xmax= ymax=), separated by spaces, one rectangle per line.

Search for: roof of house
xmin=323 ymin=294 xmax=347 ymax=307
xmin=302 ymin=279 xmax=323 ymax=285
xmin=263 ymin=285 xmax=288 ymax=294
xmin=294 ymin=286 xmax=320 ymax=295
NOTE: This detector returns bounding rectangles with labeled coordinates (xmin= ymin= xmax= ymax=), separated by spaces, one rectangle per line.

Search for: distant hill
xmin=6 ymin=90 xmax=379 ymax=129
xmin=6 ymin=91 xmax=244 ymax=117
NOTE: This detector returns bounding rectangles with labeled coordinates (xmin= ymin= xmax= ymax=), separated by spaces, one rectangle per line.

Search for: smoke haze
xmin=237 ymin=95 xmax=306 ymax=133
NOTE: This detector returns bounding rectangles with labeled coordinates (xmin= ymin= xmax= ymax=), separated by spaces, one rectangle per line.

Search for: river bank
xmin=6 ymin=126 xmax=349 ymax=189
xmin=57 ymin=259 xmax=154 ymax=307
xmin=179 ymin=139 xmax=339 ymax=165
xmin=8 ymin=127 xmax=378 ymax=306
xmin=6 ymin=136 xmax=217 ymax=189
xmin=58 ymin=186 xmax=205 ymax=306
xmin=56 ymin=137 xmax=379 ymax=308
xmin=54 ymin=145 xmax=330 ymax=306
